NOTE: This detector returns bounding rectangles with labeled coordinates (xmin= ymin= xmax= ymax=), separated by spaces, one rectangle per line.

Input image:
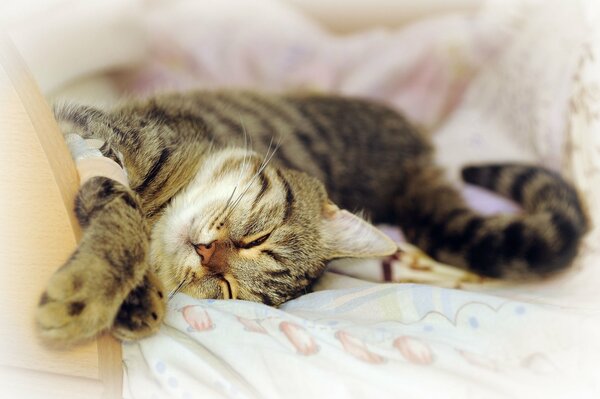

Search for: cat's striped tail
xmin=396 ymin=164 xmax=589 ymax=278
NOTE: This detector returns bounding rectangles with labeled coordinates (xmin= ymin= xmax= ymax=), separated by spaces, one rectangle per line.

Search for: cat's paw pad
xmin=35 ymin=248 xmax=142 ymax=346
xmin=111 ymin=272 xmax=166 ymax=341
xmin=35 ymin=266 xmax=117 ymax=346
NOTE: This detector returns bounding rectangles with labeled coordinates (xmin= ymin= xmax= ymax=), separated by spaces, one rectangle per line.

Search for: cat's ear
xmin=321 ymin=201 xmax=397 ymax=259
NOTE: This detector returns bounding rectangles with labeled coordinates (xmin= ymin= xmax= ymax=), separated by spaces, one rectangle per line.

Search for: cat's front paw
xmin=36 ymin=177 xmax=150 ymax=346
xmin=36 ymin=254 xmax=136 ymax=346
xmin=111 ymin=271 xmax=167 ymax=341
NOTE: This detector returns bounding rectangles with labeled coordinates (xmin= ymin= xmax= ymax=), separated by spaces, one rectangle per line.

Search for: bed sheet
xmin=122 ymin=277 xmax=599 ymax=399
xmin=35 ymin=0 xmax=600 ymax=397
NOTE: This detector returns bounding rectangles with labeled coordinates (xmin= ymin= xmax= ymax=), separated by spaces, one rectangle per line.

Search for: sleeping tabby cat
xmin=36 ymin=91 xmax=588 ymax=345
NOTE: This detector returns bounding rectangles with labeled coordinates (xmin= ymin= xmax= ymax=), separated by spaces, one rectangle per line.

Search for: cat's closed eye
xmin=238 ymin=232 xmax=271 ymax=249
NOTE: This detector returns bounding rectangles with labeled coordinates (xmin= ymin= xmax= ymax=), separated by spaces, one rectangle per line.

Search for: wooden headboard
xmin=0 ymin=33 xmax=121 ymax=399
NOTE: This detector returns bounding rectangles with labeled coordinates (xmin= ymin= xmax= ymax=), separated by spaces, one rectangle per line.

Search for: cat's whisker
xmin=167 ymin=280 xmax=185 ymax=300
xmin=226 ymin=137 xmax=275 ymax=215
xmin=222 ymin=133 xmax=247 ymax=212
xmin=240 ymin=116 xmax=255 ymax=154
xmin=222 ymin=135 xmax=274 ymax=220
xmin=218 ymin=118 xmax=254 ymax=225
xmin=224 ymin=137 xmax=281 ymax=221
xmin=168 ymin=274 xmax=191 ymax=300
xmin=254 ymin=136 xmax=281 ymax=179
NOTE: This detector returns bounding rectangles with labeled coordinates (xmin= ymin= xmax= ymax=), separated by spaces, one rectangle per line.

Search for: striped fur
xmin=37 ymin=90 xmax=588 ymax=345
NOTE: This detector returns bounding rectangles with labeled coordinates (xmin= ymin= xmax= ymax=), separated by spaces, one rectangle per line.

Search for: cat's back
xmin=274 ymin=92 xmax=432 ymax=216
xmin=115 ymin=90 xmax=433 ymax=219
xmin=188 ymin=90 xmax=433 ymax=216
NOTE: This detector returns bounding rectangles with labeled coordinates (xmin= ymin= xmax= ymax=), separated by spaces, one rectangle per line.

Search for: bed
xmin=1 ymin=0 xmax=599 ymax=398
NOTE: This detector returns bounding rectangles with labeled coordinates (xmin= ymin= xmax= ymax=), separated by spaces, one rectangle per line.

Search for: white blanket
xmin=123 ymin=276 xmax=599 ymax=399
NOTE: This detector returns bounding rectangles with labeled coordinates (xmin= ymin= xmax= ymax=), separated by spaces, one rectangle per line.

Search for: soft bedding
xmin=8 ymin=0 xmax=599 ymax=397
xmin=123 ymin=278 xmax=599 ymax=399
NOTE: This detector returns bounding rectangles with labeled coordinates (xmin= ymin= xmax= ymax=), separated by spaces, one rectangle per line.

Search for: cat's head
xmin=151 ymin=147 xmax=396 ymax=306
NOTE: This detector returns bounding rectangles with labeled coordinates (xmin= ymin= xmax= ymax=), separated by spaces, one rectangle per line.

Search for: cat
xmin=36 ymin=90 xmax=589 ymax=345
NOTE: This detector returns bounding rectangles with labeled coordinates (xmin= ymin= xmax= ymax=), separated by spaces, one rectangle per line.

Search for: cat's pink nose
xmin=194 ymin=241 xmax=216 ymax=264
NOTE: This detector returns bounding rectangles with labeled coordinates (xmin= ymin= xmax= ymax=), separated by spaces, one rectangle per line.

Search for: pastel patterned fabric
xmin=123 ymin=280 xmax=599 ymax=398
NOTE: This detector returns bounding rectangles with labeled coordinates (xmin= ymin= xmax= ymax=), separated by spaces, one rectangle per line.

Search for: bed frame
xmin=0 ymin=33 xmax=121 ymax=399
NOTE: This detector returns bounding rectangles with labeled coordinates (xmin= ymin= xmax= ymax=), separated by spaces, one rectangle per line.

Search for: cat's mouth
xmin=218 ymin=274 xmax=239 ymax=300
